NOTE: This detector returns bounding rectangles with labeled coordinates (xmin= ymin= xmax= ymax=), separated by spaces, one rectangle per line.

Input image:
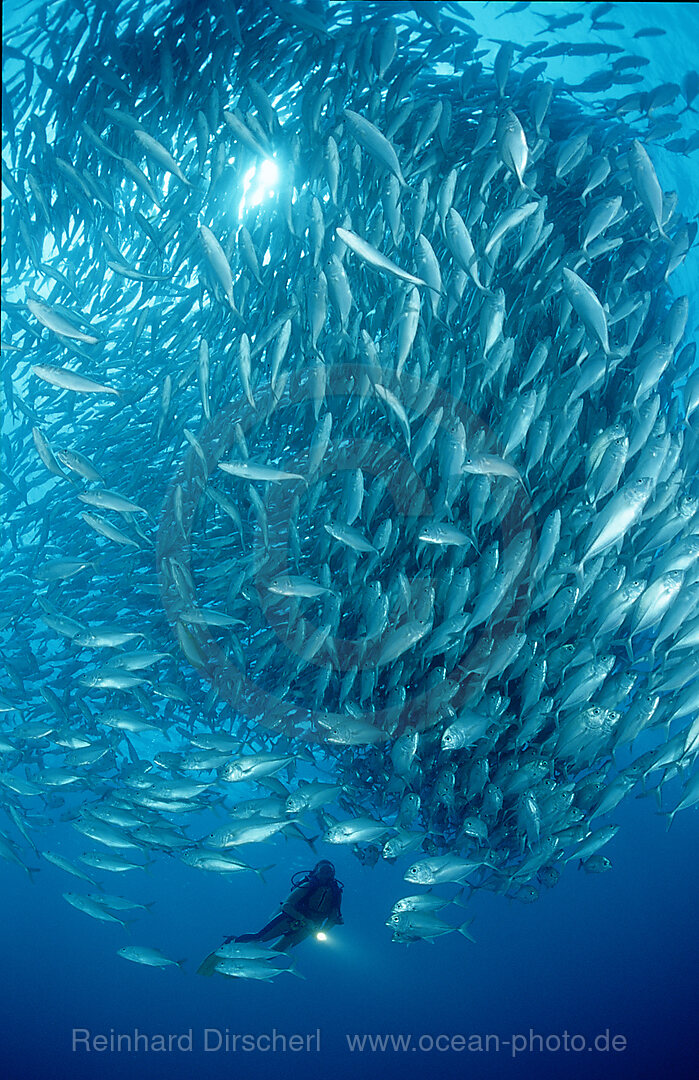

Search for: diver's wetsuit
xmin=235 ymin=879 xmax=343 ymax=950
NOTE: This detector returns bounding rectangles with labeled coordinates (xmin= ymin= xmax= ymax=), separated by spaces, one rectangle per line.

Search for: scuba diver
xmin=232 ymin=860 xmax=344 ymax=950
xmin=197 ymin=861 xmax=343 ymax=976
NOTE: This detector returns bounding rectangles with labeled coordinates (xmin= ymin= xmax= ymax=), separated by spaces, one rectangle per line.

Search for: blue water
xmin=2 ymin=3 xmax=699 ymax=1080
xmin=4 ymin=799 xmax=699 ymax=1080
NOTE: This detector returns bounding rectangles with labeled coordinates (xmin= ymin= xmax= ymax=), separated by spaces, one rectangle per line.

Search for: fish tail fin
xmin=458 ymin=919 xmax=476 ymax=943
xmin=26 ymin=866 xmax=41 ymax=883
xmin=176 ymin=958 xmax=187 ymax=969
xmin=124 ymin=736 xmax=140 ymax=764
xmin=256 ymin=863 xmax=276 ymax=885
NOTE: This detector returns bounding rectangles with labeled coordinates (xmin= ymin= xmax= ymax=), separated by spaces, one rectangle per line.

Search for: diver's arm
xmin=281 ymin=886 xmax=315 ymax=929
xmin=281 ymin=901 xmax=314 ymax=928
xmin=334 ymin=885 xmax=344 ymax=924
xmin=323 ymin=892 xmax=344 ymax=927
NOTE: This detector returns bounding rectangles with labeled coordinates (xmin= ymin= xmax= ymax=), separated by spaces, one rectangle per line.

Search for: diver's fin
xmin=196 ymin=950 xmax=221 ymax=977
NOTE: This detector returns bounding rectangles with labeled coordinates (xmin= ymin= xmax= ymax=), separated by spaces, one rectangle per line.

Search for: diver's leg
xmin=235 ymin=914 xmax=291 ymax=943
xmin=272 ymin=926 xmax=312 ymax=951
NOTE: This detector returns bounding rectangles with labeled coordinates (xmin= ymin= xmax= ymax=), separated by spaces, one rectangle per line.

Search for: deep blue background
xmin=2 ymin=3 xmax=699 ymax=1080
xmin=4 ymin=799 xmax=698 ymax=1080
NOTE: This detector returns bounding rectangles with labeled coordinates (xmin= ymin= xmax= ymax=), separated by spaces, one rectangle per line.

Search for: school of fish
xmin=1 ymin=0 xmax=698 ymax=970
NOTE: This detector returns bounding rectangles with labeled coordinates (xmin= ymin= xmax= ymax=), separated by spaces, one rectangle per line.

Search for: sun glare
xmin=238 ymin=158 xmax=279 ymax=217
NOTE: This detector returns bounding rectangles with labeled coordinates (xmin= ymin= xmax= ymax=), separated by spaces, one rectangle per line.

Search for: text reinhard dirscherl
xmin=71 ymin=1028 xmax=628 ymax=1056
xmin=72 ymin=1029 xmax=321 ymax=1052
